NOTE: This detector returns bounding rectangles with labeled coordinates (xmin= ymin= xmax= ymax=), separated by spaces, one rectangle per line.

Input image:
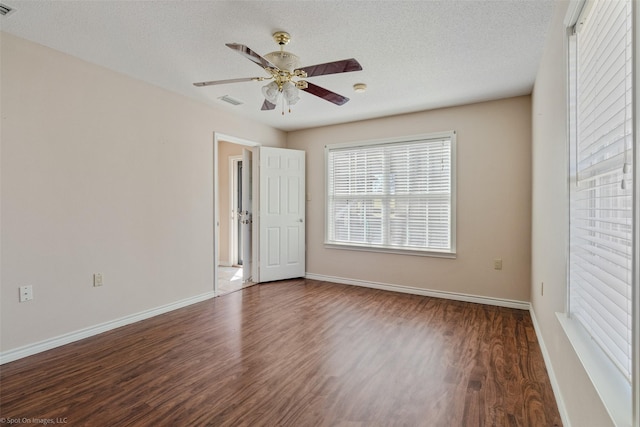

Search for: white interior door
xmin=258 ymin=147 xmax=305 ymax=282
xmin=241 ymin=148 xmax=253 ymax=282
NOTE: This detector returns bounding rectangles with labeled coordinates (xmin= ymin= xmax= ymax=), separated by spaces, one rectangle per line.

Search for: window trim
xmin=558 ymin=1 xmax=637 ymax=425
xmin=557 ymin=313 xmax=632 ymax=426
xmin=324 ymin=131 xmax=457 ymax=258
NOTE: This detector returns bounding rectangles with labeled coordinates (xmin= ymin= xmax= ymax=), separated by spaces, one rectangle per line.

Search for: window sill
xmin=324 ymin=242 xmax=456 ymax=259
xmin=556 ymin=312 xmax=632 ymax=427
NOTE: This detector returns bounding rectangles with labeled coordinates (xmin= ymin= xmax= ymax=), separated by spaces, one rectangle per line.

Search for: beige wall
xmin=287 ymin=96 xmax=532 ymax=302
xmin=217 ymin=141 xmax=244 ymax=266
xmin=0 ymin=33 xmax=286 ymax=352
xmin=530 ymin=2 xmax=614 ymax=426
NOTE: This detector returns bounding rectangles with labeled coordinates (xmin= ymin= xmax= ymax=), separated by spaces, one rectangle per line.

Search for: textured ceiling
xmin=0 ymin=1 xmax=555 ymax=132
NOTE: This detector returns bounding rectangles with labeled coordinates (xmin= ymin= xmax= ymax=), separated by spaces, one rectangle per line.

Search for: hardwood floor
xmin=0 ymin=279 xmax=561 ymax=426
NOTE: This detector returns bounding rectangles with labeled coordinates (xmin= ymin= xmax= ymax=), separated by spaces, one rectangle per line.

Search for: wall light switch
xmin=494 ymin=259 xmax=503 ymax=270
xmin=93 ymin=273 xmax=103 ymax=287
xmin=19 ymin=285 xmax=33 ymax=302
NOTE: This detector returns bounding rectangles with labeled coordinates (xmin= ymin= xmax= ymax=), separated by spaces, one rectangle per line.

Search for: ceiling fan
xmin=193 ymin=31 xmax=363 ymax=113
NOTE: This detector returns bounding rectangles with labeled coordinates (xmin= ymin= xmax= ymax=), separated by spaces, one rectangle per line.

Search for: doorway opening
xmin=214 ymin=134 xmax=259 ymax=296
xmin=218 ymin=156 xmax=246 ymax=295
xmin=214 ymin=133 xmax=306 ymax=295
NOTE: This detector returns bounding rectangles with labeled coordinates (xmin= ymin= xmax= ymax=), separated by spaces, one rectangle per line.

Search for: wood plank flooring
xmin=0 ymin=279 xmax=561 ymax=426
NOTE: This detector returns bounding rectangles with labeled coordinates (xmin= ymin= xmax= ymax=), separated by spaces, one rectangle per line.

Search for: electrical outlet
xmin=93 ymin=273 xmax=103 ymax=287
xmin=19 ymin=285 xmax=33 ymax=302
xmin=493 ymin=259 xmax=503 ymax=270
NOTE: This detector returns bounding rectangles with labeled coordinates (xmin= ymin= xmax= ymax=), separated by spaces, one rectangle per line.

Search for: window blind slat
xmin=572 ymin=253 xmax=630 ymax=295
xmin=575 ymin=224 xmax=631 ymax=241
xmin=572 ymin=289 xmax=631 ymax=365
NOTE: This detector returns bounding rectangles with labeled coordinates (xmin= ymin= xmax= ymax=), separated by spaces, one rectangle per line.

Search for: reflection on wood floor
xmin=217 ymin=266 xmax=255 ymax=296
xmin=0 ymin=279 xmax=562 ymax=426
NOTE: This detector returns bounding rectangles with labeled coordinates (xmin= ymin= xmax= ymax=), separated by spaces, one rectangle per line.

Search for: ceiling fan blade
xmin=193 ymin=77 xmax=264 ymax=87
xmin=261 ymin=99 xmax=276 ymax=110
xmin=301 ymin=82 xmax=350 ymax=106
xmin=226 ymin=43 xmax=278 ymax=70
xmin=297 ymin=58 xmax=362 ymax=77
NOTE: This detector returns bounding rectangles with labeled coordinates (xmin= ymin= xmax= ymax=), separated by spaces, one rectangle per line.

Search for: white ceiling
xmin=0 ymin=0 xmax=556 ymax=132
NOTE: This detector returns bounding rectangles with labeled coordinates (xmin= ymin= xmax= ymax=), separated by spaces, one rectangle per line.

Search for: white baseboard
xmin=0 ymin=291 xmax=215 ymax=365
xmin=529 ymin=308 xmax=571 ymax=427
xmin=305 ymin=273 xmax=530 ymax=310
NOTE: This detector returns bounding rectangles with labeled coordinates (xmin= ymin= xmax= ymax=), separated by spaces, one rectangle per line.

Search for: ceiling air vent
xmin=0 ymin=3 xmax=15 ymax=16
xmin=218 ymin=95 xmax=244 ymax=106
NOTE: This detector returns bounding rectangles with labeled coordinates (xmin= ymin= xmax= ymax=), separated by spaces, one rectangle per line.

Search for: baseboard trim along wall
xmin=529 ymin=308 xmax=571 ymax=427
xmin=2 ymin=273 xmax=568 ymax=422
xmin=0 ymin=291 xmax=215 ymax=365
xmin=305 ymin=273 xmax=531 ymax=310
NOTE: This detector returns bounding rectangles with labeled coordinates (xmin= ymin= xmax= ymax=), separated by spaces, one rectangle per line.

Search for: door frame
xmin=213 ymin=132 xmax=260 ymax=295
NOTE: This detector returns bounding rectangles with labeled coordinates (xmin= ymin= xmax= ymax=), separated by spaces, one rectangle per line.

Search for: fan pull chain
xmin=281 ymin=97 xmax=292 ymax=115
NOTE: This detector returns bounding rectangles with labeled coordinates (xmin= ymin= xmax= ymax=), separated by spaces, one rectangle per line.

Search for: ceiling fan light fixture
xmin=194 ymin=31 xmax=363 ymax=113
xmin=282 ymin=81 xmax=300 ymax=105
xmin=262 ymin=81 xmax=280 ymax=104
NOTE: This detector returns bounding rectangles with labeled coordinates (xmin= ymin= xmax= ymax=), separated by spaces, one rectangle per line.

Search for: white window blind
xmin=569 ymin=0 xmax=633 ymax=381
xmin=326 ymin=134 xmax=455 ymax=255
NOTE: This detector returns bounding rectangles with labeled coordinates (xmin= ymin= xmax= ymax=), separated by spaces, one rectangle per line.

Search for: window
xmin=325 ymin=132 xmax=456 ymax=256
xmin=564 ymin=0 xmax=634 ymax=423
